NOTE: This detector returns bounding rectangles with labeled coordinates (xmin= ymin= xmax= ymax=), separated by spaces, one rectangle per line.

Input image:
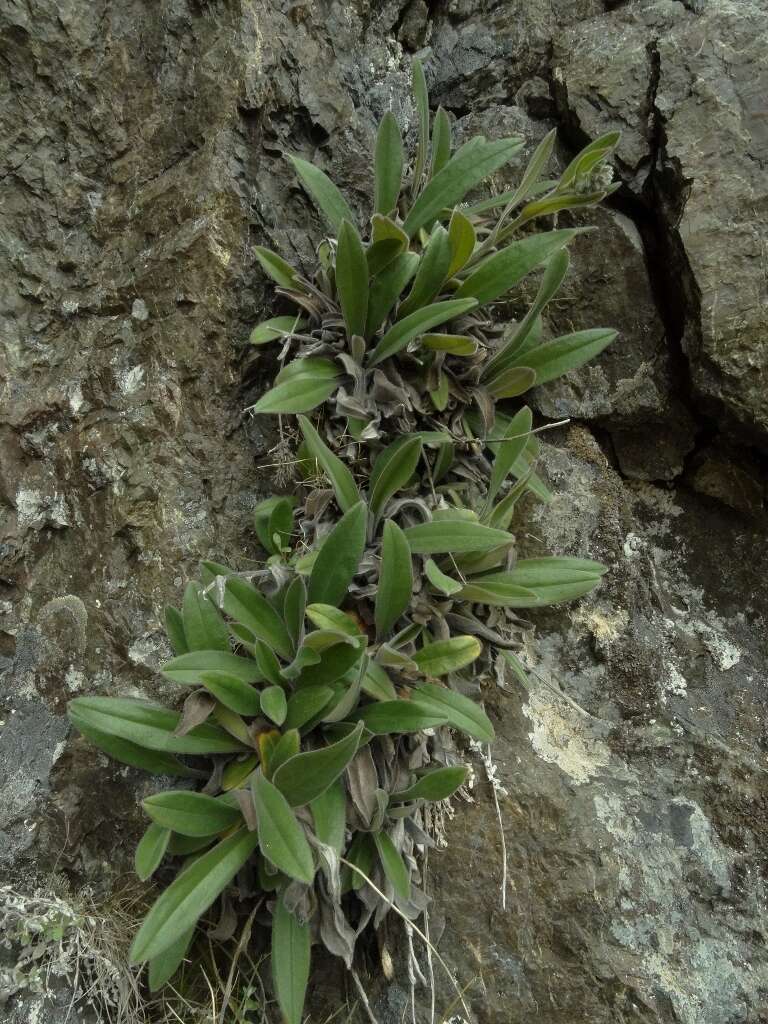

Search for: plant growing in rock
xmin=249 ymin=58 xmax=619 ymax=490
xmin=67 ymin=511 xmax=499 ymax=1023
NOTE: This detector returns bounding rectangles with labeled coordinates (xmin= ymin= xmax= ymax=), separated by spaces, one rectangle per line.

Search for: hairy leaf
xmin=430 ymin=106 xmax=452 ymax=179
xmin=365 ymin=251 xmax=419 ymax=337
xmin=135 ymin=823 xmax=171 ymax=882
xmin=403 ymin=136 xmax=523 ymax=237
xmin=272 ymin=894 xmax=311 ymax=1024
xmin=298 ymin=415 xmax=360 ymax=513
xmin=370 ymin=436 xmax=422 ymax=519
xmin=336 ymin=219 xmax=369 ymax=338
xmin=455 ymin=230 xmax=577 ymax=306
xmin=198 ymin=671 xmax=263 ymax=716
xmin=374 ymin=111 xmax=404 ymax=215
xmin=367 ymin=298 xmax=477 ymax=367
xmin=390 ymin=765 xmax=468 ymax=803
xmin=518 ymin=328 xmax=617 ymax=385
xmin=69 ymin=697 xmax=246 ymax=755
xmin=249 ymin=315 xmax=307 ymax=346
xmin=404 ymin=520 xmax=513 ymax=555
xmin=254 ymin=246 xmax=300 ymax=289
xmin=373 ymin=831 xmax=410 ymax=901
xmin=353 ymin=701 xmax=447 ymax=734
xmin=222 ymin=578 xmax=293 ymax=660
xmin=397 ymin=225 xmax=452 ymax=319
xmin=161 ymin=651 xmax=260 ymax=686
xmin=286 ymin=154 xmax=355 ymax=233
xmin=252 ymin=774 xmax=315 ymax=883
xmin=375 ymin=521 xmax=413 ymax=639
xmin=143 ymin=792 xmax=242 ymax=837
xmin=272 ymin=721 xmax=365 ymax=806
xmin=130 ymin=828 xmax=259 ymax=963
xmin=308 ymin=501 xmax=367 ymax=607
xmin=411 ymin=682 xmax=495 ymax=742
xmin=412 ymin=636 xmax=481 ymax=677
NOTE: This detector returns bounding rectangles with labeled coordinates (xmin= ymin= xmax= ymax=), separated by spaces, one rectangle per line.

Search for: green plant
xmin=67 ymin=57 xmax=619 ymax=1024
xmin=67 ymin=510 xmax=504 ymax=1023
xmin=248 ymin=59 xmax=619 ymax=482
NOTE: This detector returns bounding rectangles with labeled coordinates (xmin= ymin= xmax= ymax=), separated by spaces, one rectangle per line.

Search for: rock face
xmin=1 ymin=1 xmax=766 ymax=1022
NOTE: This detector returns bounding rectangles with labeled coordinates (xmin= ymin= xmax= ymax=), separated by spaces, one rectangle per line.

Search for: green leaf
xmin=424 ymin=558 xmax=462 ymax=596
xmin=397 ymin=225 xmax=452 ymax=319
xmin=130 ymin=828 xmax=259 ymax=963
xmin=403 ymin=136 xmax=523 ymax=237
xmin=292 ymin=636 xmax=365 ymax=689
xmin=135 ymin=823 xmax=171 ymax=881
xmin=272 ymin=894 xmax=311 ymax=1024
xmin=167 ymin=833 xmax=216 ymax=856
xmin=412 ymin=636 xmax=481 ymax=677
xmin=390 ymin=765 xmax=468 ymax=803
xmin=367 ymin=298 xmax=477 ymax=367
xmin=483 ymin=249 xmax=570 ymax=382
xmin=272 ymin=721 xmax=365 ymax=806
xmin=455 ymin=230 xmax=577 ymax=306
xmin=558 ymin=130 xmax=620 ymax=190
xmin=161 ymin=650 xmax=259 ymax=685
xmin=410 ymin=58 xmax=430 ymax=196
xmin=497 ymin=127 xmax=557 ymax=215
xmin=249 ymin=316 xmax=306 ymax=347
xmin=181 ymin=583 xmax=230 ymax=653
xmin=254 ymin=246 xmax=300 ymax=289
xmin=466 ymin=557 xmax=607 ymax=606
xmin=430 ymin=106 xmax=451 ymax=179
xmin=311 ymin=778 xmax=347 ymax=853
xmin=517 ymin=328 xmax=617 ymax=386
xmin=164 ymin=607 xmax=188 ymax=656
xmin=251 ymin=774 xmax=315 ymax=883
xmin=370 ymin=436 xmax=422 ymax=518
xmin=147 ymin=927 xmax=194 ymax=991
xmin=366 ymin=237 xmax=404 ymax=276
xmin=308 ymin=501 xmax=367 ymax=607
xmin=222 ymin=578 xmax=293 ymax=660
xmin=305 ymin=604 xmax=361 ymax=636
xmin=284 ymin=686 xmax=335 ymax=730
xmin=260 ymin=686 xmax=288 ymax=726
xmin=336 ymin=219 xmax=369 ymax=338
xmin=485 ymin=365 xmax=536 ymax=399
xmin=283 ymin=576 xmax=307 ymax=652
xmin=69 ymin=716 xmax=204 ymax=778
xmin=421 ymin=333 xmax=478 ymax=356
xmin=353 ymin=701 xmax=447 ymax=734
xmin=143 ymin=792 xmax=242 ymax=837
xmin=250 ymin=371 xmax=339 ymax=415
xmin=429 ymin=370 xmax=449 ymax=411
xmin=253 ymin=639 xmax=284 ymax=687
xmin=298 ymin=415 xmax=360 ymax=513
xmin=374 ymin=111 xmax=403 ymax=215
xmin=222 ymin=753 xmax=259 ymax=791
xmin=286 ymin=154 xmax=355 ymax=233
xmin=375 ymin=521 xmax=413 ymax=640
xmin=446 ymin=208 xmax=476 ymax=277
xmin=198 ymin=671 xmax=263 ymax=716
xmin=365 ymin=252 xmax=419 ymax=337
xmin=373 ymin=831 xmax=410 ymax=901
xmin=69 ymin=697 xmax=246 ymax=755
xmin=403 ymin=520 xmax=513 ymax=555
xmin=342 ymin=833 xmax=376 ymax=892
xmin=411 ymin=682 xmax=495 ymax=742
xmin=269 ymin=730 xmax=301 ymax=777
xmin=361 ymin=659 xmax=397 ymax=702
xmin=484 ymin=405 xmax=532 ymax=509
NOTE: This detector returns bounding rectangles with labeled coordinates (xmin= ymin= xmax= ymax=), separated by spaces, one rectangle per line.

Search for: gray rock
xmin=1 ymin=0 xmax=767 ymax=1022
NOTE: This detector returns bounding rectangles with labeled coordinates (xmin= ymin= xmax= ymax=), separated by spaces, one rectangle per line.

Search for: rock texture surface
xmin=1 ymin=1 xmax=766 ymax=1022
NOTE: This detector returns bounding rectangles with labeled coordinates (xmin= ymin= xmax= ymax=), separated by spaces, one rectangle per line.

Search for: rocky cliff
xmin=1 ymin=1 xmax=766 ymax=1022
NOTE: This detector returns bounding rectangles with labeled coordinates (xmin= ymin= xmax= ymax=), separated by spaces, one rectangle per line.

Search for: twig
xmin=350 ymin=968 xmax=382 ymax=1024
xmin=339 ymin=858 xmax=474 ymax=1023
